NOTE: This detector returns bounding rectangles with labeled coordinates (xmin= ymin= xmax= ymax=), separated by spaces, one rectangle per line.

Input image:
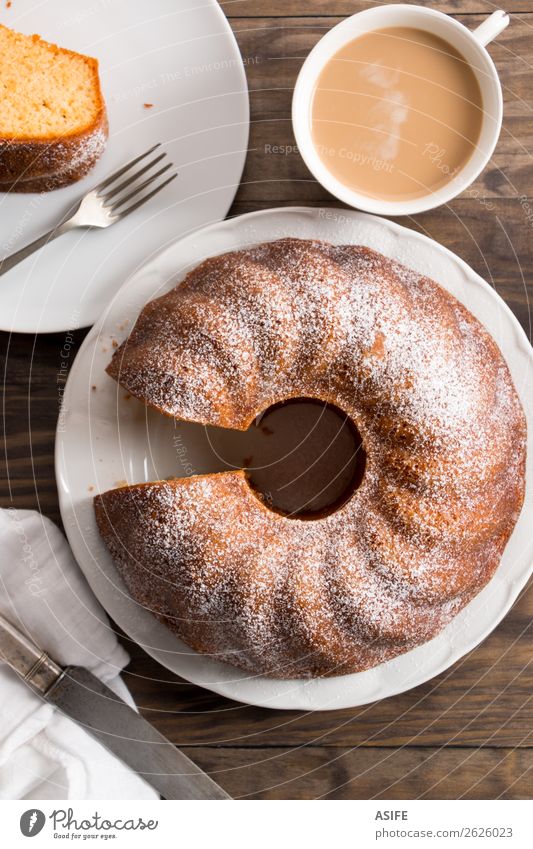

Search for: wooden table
xmin=1 ymin=0 xmax=531 ymax=799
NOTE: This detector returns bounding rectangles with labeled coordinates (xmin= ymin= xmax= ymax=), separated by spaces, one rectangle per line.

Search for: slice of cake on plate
xmin=0 ymin=24 xmax=108 ymax=192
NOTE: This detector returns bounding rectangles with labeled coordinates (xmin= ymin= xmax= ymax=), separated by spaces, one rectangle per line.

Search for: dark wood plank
xmin=177 ymin=746 xmax=533 ymax=799
xmin=1 ymin=329 xmax=87 ymax=521
xmin=222 ymin=1 xmax=533 ymax=17
xmin=230 ymin=15 xmax=533 ymax=199
xmin=0 ymin=2 xmax=532 ymax=799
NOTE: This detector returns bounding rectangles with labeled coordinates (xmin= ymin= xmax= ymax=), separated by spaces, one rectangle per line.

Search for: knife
xmin=0 ymin=612 xmax=230 ymax=800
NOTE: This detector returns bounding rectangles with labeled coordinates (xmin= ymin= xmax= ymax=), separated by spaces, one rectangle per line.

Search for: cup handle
xmin=471 ymin=9 xmax=510 ymax=46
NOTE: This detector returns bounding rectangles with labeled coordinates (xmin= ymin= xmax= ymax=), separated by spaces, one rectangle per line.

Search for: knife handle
xmin=0 ymin=612 xmax=63 ymax=694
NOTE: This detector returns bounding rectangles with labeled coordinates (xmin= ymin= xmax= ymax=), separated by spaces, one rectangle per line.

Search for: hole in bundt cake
xmin=152 ymin=397 xmax=366 ymax=518
xmin=243 ymin=398 xmax=366 ymax=519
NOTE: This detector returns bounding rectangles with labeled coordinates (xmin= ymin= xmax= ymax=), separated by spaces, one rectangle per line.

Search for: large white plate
xmin=56 ymin=207 xmax=533 ymax=711
xmin=0 ymin=0 xmax=248 ymax=333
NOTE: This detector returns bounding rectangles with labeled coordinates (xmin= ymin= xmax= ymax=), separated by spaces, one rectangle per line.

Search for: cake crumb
xmin=143 ymin=103 xmax=154 ymax=109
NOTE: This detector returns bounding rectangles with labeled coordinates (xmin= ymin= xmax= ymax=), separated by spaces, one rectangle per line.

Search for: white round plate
xmin=0 ymin=0 xmax=248 ymax=333
xmin=56 ymin=207 xmax=533 ymax=711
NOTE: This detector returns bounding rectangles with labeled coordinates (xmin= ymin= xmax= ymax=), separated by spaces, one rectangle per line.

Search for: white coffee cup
xmin=292 ymin=5 xmax=509 ymax=216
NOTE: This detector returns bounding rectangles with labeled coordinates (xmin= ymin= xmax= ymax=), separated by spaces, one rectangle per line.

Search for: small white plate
xmin=0 ymin=0 xmax=248 ymax=333
xmin=56 ymin=207 xmax=533 ymax=711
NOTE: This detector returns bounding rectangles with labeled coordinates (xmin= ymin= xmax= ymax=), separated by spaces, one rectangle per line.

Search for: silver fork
xmin=0 ymin=144 xmax=177 ymax=277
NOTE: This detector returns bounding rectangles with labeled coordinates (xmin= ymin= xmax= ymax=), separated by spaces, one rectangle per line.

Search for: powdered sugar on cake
xmin=95 ymin=238 xmax=527 ymax=678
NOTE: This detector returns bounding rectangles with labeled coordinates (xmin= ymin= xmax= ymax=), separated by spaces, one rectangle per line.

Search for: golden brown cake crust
xmin=96 ymin=238 xmax=527 ymax=679
xmin=0 ymin=114 xmax=108 ymax=192
xmin=0 ymin=28 xmax=108 ymax=192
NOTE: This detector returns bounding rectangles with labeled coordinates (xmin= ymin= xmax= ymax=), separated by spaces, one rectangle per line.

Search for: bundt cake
xmin=0 ymin=25 xmax=107 ymax=192
xmin=94 ymin=238 xmax=527 ymax=679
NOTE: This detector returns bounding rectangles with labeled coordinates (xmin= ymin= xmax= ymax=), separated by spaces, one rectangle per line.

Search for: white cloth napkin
xmin=0 ymin=508 xmax=158 ymax=800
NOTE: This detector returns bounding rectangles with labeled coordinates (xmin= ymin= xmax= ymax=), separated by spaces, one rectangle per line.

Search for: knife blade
xmin=0 ymin=612 xmax=230 ymax=800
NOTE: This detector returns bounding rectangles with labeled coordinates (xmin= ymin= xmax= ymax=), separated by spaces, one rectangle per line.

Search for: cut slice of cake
xmin=0 ymin=24 xmax=108 ymax=192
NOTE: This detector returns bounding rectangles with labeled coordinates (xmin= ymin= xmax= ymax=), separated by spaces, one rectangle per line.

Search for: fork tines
xmin=96 ymin=144 xmax=178 ymax=220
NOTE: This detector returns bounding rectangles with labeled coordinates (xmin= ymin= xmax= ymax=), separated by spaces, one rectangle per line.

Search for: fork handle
xmin=0 ymin=219 xmax=77 ymax=277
